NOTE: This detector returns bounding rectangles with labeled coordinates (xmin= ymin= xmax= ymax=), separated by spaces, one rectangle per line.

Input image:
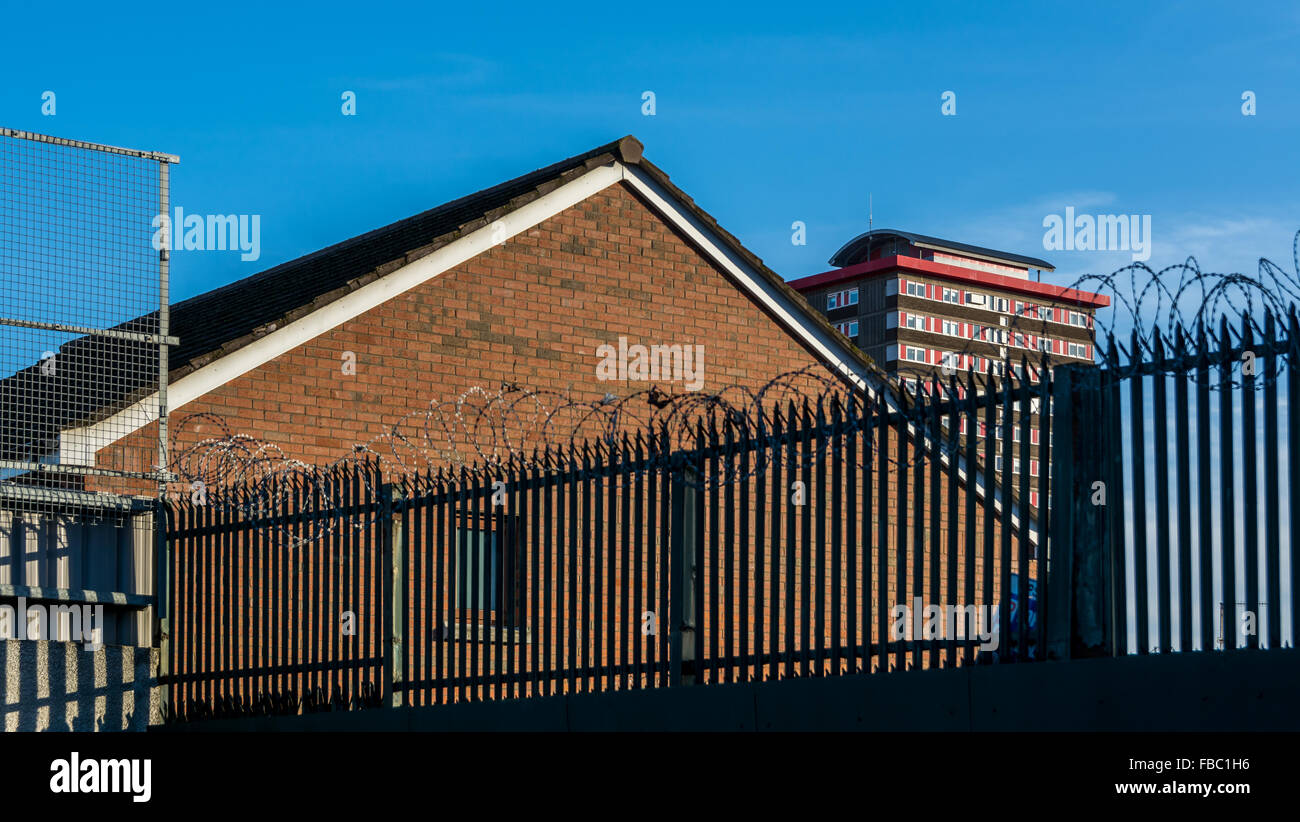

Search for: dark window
xmin=452 ymin=512 xmax=522 ymax=627
xmin=455 ymin=527 xmax=501 ymax=611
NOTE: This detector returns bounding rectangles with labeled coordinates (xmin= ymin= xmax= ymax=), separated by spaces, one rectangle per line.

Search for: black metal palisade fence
xmin=159 ymin=309 xmax=1297 ymax=721
xmin=1050 ymin=310 xmax=1299 ymax=659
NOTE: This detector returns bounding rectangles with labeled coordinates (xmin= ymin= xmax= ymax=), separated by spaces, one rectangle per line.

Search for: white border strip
xmin=620 ymin=166 xmax=1038 ymax=544
xmin=61 ymin=163 xmax=623 ymax=464
xmin=58 ymin=159 xmax=1037 ymax=543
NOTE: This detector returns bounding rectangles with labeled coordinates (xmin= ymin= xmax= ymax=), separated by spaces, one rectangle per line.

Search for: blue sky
xmin=2 ymin=0 xmax=1298 ymax=306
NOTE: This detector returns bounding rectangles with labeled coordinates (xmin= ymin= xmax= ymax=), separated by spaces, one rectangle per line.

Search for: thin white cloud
xmin=347 ymin=54 xmax=500 ymax=91
xmin=949 ymin=199 xmax=1298 ymax=281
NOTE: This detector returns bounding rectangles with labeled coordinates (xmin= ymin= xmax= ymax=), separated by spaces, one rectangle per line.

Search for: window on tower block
xmin=827 ymin=287 xmax=859 ymax=310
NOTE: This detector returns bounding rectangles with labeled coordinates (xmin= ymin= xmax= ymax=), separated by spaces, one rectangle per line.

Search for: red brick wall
xmin=99 ymin=182 xmax=824 ymax=481
xmin=119 ymin=182 xmax=1034 ymax=711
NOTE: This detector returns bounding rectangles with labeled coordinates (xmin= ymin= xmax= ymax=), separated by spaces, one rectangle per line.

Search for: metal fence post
xmin=382 ymin=484 xmax=405 ymax=708
xmin=1044 ymin=367 xmax=1074 ymax=660
xmin=154 ymin=499 xmax=171 ymax=718
xmin=1046 ymin=363 xmax=1116 ymax=658
xmin=670 ymin=459 xmax=698 ymax=686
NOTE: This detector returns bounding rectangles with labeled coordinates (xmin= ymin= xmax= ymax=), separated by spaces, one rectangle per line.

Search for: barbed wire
xmin=164 ymin=366 xmax=1061 ymax=547
xmin=169 ymin=366 xmax=859 ymax=486
xmin=163 ymin=242 xmax=1300 ymax=543
xmin=927 ymin=229 xmax=1300 ymax=391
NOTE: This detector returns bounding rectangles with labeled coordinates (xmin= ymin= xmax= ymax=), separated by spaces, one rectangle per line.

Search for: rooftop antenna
xmin=866 ymin=193 xmax=873 ymax=263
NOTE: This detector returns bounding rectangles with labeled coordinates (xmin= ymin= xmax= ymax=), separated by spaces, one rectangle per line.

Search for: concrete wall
xmin=157 ymin=648 xmax=1300 ymax=732
xmin=1 ymin=639 xmax=158 ymax=731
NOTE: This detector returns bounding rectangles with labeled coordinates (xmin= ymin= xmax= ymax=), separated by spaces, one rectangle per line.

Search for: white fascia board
xmin=58 ymin=158 xmax=1036 ymax=544
xmin=60 ymin=161 xmax=624 ymax=464
xmin=619 ymin=166 xmax=1035 ymax=542
xmin=620 ymin=165 xmax=876 ymax=398
xmin=619 ymin=167 xmax=1036 ymax=543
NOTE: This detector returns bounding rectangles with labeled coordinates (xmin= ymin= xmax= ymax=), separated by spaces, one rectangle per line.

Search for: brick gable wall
xmin=96 ymin=182 xmax=823 ymax=481
xmin=105 ymin=182 xmax=1029 ymax=711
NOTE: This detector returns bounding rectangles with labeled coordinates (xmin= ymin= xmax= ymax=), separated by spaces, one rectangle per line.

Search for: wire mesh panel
xmin=0 ymin=128 xmax=177 ymax=516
